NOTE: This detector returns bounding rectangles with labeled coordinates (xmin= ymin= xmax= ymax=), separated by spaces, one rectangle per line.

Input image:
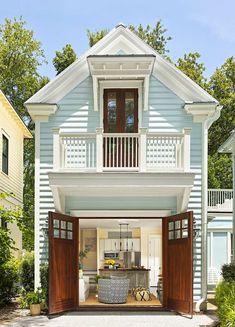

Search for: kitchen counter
xmin=99 ymin=268 xmax=150 ymax=271
xmin=99 ymin=268 xmax=150 ymax=289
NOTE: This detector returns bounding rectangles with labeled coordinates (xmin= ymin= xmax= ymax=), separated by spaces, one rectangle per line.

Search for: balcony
xmin=52 ymin=128 xmax=191 ymax=173
xmin=208 ymin=189 xmax=233 ymax=212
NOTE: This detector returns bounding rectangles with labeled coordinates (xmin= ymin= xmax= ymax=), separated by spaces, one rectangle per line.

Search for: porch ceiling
xmin=48 ymin=172 xmax=195 ymax=214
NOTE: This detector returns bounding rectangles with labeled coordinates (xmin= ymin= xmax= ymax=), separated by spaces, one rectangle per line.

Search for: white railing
xmin=208 ymin=189 xmax=233 ymax=212
xmin=53 ymin=128 xmax=191 ymax=172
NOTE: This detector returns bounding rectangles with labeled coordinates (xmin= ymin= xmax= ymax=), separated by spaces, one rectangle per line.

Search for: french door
xmin=163 ymin=211 xmax=193 ymax=315
xmin=103 ymin=89 xmax=138 ymax=168
xmin=48 ymin=212 xmax=78 ymax=314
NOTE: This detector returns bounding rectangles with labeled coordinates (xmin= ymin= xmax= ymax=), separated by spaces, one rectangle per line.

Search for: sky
xmin=1 ymin=0 xmax=234 ymax=79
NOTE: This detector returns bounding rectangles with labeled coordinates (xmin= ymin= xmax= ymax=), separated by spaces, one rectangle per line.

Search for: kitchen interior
xmin=79 ymin=218 xmax=162 ymax=307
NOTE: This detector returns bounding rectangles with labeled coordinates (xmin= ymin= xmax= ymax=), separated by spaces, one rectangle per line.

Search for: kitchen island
xmin=99 ymin=268 xmax=150 ymax=289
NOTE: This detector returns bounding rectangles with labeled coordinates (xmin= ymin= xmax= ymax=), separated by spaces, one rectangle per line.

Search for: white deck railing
xmin=208 ymin=189 xmax=233 ymax=212
xmin=53 ymin=128 xmax=191 ymax=172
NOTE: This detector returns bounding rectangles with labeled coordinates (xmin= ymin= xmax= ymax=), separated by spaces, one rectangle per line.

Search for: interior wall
xmin=140 ymin=226 xmax=162 ymax=269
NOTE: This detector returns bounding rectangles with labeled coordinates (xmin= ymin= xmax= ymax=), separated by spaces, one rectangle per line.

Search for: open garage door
xmin=163 ymin=211 xmax=193 ymax=315
xmin=48 ymin=212 xmax=78 ymax=314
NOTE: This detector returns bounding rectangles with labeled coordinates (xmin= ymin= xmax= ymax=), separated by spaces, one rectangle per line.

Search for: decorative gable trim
xmin=25 ymin=23 xmax=219 ymax=113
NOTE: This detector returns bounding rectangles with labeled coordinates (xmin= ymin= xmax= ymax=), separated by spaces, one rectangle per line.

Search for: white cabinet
xmin=128 ymin=239 xmax=141 ymax=252
xmin=104 ymin=239 xmax=112 ymax=251
xmin=112 ymin=239 xmax=120 ymax=251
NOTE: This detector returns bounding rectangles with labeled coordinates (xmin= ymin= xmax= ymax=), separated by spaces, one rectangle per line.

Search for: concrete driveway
xmin=0 ymin=311 xmax=218 ymax=327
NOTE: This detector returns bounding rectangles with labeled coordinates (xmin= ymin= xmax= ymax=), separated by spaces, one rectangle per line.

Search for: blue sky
xmin=1 ymin=0 xmax=234 ymax=79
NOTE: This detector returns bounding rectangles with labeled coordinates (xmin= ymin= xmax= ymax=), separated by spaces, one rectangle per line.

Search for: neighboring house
xmin=207 ymin=130 xmax=235 ymax=286
xmin=0 ymin=90 xmax=32 ymax=257
xmin=25 ymin=24 xmax=222 ymax=315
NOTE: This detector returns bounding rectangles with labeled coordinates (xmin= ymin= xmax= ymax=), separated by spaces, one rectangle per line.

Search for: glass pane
xmin=53 ymin=219 xmax=59 ymax=228
xmin=182 ymin=219 xmax=188 ymax=228
xmin=168 ymin=222 xmax=174 ymax=231
xmin=168 ymin=231 xmax=174 ymax=240
xmin=175 ymin=220 xmax=181 ymax=229
xmin=107 ymin=92 xmax=117 ymax=133
xmin=61 ymin=230 xmax=66 ymax=239
xmin=61 ymin=221 xmax=66 ymax=230
xmin=67 ymin=222 xmax=73 ymax=231
xmin=67 ymin=231 xmax=73 ymax=240
xmin=182 ymin=229 xmax=188 ymax=238
xmin=175 ymin=230 xmax=181 ymax=239
xmin=53 ymin=229 xmax=59 ymax=238
xmin=125 ymin=92 xmax=135 ymax=133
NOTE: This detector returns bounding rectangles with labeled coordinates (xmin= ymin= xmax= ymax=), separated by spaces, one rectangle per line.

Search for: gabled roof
xmin=0 ymin=90 xmax=32 ymax=138
xmin=25 ymin=23 xmax=218 ymax=105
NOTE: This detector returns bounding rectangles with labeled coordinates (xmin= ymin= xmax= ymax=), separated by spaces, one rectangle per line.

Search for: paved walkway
xmin=0 ymin=311 xmax=218 ymax=327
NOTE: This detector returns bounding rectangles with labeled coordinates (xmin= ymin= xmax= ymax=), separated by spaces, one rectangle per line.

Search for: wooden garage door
xmin=163 ymin=211 xmax=193 ymax=315
xmin=48 ymin=211 xmax=78 ymax=314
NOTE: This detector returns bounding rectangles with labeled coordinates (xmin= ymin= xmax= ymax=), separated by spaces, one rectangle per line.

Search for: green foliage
xmin=221 ymin=263 xmax=235 ymax=282
xmin=19 ymin=252 xmax=34 ymax=291
xmin=0 ymin=259 xmax=19 ymax=307
xmin=40 ymin=263 xmax=48 ymax=306
xmin=176 ymin=52 xmax=208 ymax=90
xmin=0 ymin=192 xmax=23 ymax=264
xmin=129 ymin=20 xmax=172 ymax=55
xmin=208 ymin=154 xmax=232 ymax=189
xmin=0 ymin=17 xmax=47 ymax=118
xmin=53 ymin=44 xmax=77 ymax=75
xmin=87 ymin=29 xmax=108 ymax=47
xmin=209 ymin=57 xmax=235 ymax=154
xmin=215 ymin=281 xmax=235 ymax=327
xmin=19 ymin=288 xmax=43 ymax=308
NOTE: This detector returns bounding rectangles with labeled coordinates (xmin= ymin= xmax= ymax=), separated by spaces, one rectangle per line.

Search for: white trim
xmin=99 ymin=80 xmax=143 ymax=128
xmin=26 ymin=104 xmax=58 ymax=122
xmin=34 ymin=121 xmax=40 ymax=289
xmin=25 ymin=25 xmax=218 ymax=107
xmin=70 ymin=209 xmax=171 ymax=217
xmin=184 ymin=103 xmax=222 ymax=123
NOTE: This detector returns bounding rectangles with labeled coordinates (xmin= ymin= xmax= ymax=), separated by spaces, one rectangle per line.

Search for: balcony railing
xmin=53 ymin=128 xmax=191 ymax=173
xmin=208 ymin=189 xmax=233 ymax=212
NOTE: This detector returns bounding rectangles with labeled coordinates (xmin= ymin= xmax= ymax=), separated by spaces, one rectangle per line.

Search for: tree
xmin=129 ymin=21 xmax=172 ymax=55
xmin=0 ymin=17 xmax=49 ymax=250
xmin=53 ymin=44 xmax=77 ymax=75
xmin=208 ymin=154 xmax=232 ymax=189
xmin=208 ymin=57 xmax=235 ymax=154
xmin=87 ymin=21 xmax=172 ymax=56
xmin=176 ymin=52 xmax=208 ymax=90
xmin=87 ymin=29 xmax=108 ymax=47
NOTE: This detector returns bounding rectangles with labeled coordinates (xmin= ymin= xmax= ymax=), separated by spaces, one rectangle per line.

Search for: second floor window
xmin=2 ymin=134 xmax=9 ymax=175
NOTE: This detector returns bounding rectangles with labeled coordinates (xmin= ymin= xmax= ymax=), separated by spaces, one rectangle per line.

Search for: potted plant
xmin=105 ymin=259 xmax=115 ymax=269
xmin=26 ymin=289 xmax=42 ymax=316
xmin=79 ymin=246 xmax=90 ymax=278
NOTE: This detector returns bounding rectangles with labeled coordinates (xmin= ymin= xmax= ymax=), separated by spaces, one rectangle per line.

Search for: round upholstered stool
xmin=135 ymin=288 xmax=151 ymax=301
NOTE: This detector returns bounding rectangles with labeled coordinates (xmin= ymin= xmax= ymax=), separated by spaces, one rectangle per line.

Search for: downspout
xmin=195 ymin=105 xmax=222 ymax=312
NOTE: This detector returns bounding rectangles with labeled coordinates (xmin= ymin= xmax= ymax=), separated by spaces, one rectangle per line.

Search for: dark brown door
xmin=163 ymin=211 xmax=193 ymax=315
xmin=48 ymin=211 xmax=78 ymax=314
xmin=103 ymin=89 xmax=138 ymax=168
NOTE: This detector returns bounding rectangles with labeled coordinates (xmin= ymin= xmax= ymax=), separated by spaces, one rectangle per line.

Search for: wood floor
xmin=79 ymin=292 xmax=161 ymax=307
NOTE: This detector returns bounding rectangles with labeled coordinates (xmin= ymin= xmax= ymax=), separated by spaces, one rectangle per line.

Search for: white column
xmin=96 ymin=127 xmax=103 ymax=172
xmin=139 ymin=128 xmax=147 ymax=172
xmin=34 ymin=121 xmax=41 ymax=289
xmin=52 ymin=128 xmax=60 ymax=170
xmin=182 ymin=128 xmax=192 ymax=172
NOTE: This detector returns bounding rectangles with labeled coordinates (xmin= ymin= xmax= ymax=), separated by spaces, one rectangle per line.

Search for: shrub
xmin=215 ymin=281 xmax=235 ymax=327
xmin=19 ymin=288 xmax=43 ymax=308
xmin=19 ymin=252 xmax=34 ymax=291
xmin=40 ymin=263 xmax=48 ymax=306
xmin=0 ymin=259 xmax=19 ymax=307
xmin=221 ymin=262 xmax=235 ymax=282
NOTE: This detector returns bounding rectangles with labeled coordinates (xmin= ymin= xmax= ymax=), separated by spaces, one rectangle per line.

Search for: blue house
xmin=25 ymin=23 xmax=221 ymax=315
